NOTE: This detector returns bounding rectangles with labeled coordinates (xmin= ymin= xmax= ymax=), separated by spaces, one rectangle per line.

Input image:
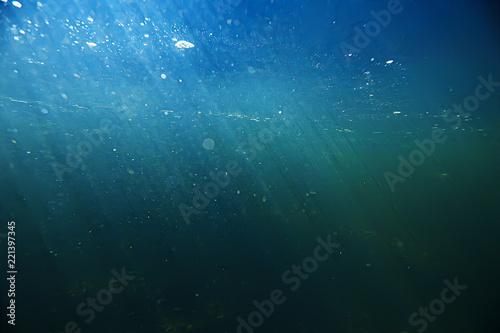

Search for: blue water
xmin=1 ymin=0 xmax=500 ymax=332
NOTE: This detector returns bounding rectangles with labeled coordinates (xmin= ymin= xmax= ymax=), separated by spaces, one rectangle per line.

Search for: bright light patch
xmin=175 ymin=40 xmax=194 ymax=49
xmin=12 ymin=1 xmax=22 ymax=8
xmin=386 ymin=60 xmax=394 ymax=64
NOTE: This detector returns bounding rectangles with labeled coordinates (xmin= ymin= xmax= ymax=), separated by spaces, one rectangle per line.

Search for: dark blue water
xmin=1 ymin=1 xmax=500 ymax=332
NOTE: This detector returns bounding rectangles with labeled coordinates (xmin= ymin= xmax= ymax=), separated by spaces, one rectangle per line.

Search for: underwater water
xmin=1 ymin=0 xmax=500 ymax=332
